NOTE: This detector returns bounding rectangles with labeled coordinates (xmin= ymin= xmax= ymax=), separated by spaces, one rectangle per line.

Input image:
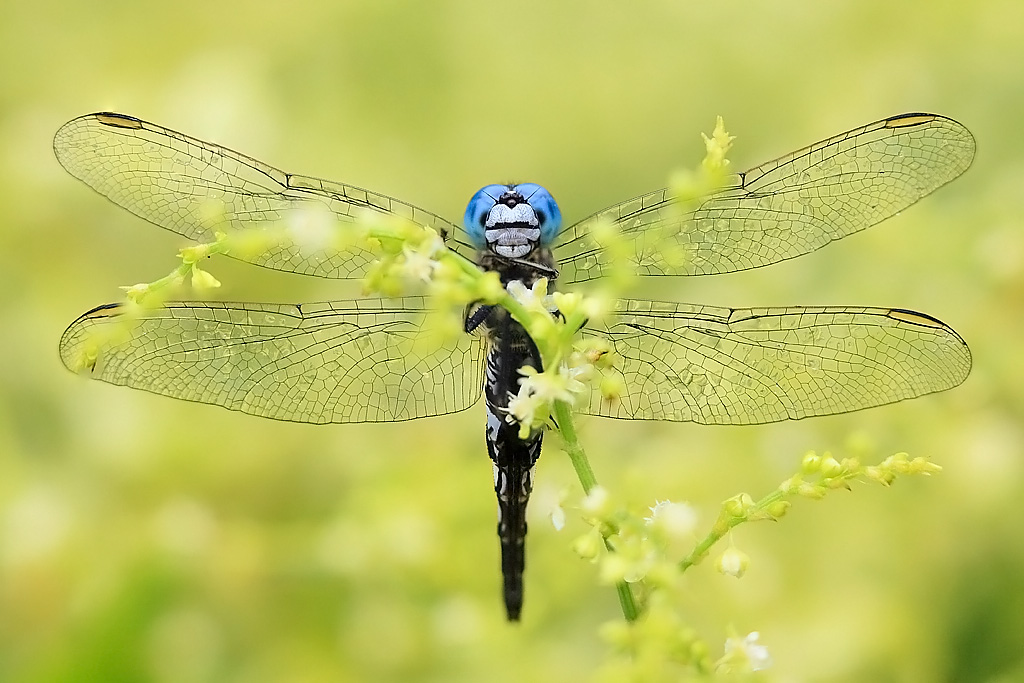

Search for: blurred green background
xmin=2 ymin=1 xmax=1023 ymax=681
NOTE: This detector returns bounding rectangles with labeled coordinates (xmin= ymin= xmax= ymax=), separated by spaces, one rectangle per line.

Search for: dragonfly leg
xmin=464 ymin=303 xmax=495 ymax=334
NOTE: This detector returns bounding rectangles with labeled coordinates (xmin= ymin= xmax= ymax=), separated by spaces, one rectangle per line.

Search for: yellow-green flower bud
xmin=598 ymin=554 xmax=631 ymax=584
xmin=825 ymin=477 xmax=851 ymax=490
xmin=909 ymin=457 xmax=942 ymax=475
xmin=552 ymin=291 xmax=581 ymax=318
xmin=864 ymin=465 xmax=895 ymax=485
xmin=179 ymin=243 xmax=212 ymax=264
xmin=820 ymin=453 xmax=843 ymax=477
xmin=722 ymin=493 xmax=755 ymax=518
xmin=572 ymin=530 xmax=602 ymax=561
xmin=701 ymin=116 xmax=735 ymax=173
xmin=71 ymin=339 xmax=100 ymax=373
xmin=599 ymin=372 xmax=626 ymax=400
xmin=190 ymin=266 xmax=221 ymax=290
xmin=765 ymin=501 xmax=790 ymax=519
xmin=882 ymin=452 xmax=909 ymax=472
xmin=120 ymin=283 xmax=151 ymax=304
xmin=580 ymin=293 xmax=609 ymax=322
xmin=797 ymin=483 xmax=826 ymax=500
xmin=476 ymin=271 xmax=506 ymax=303
xmin=801 ymin=451 xmax=821 ymax=474
xmin=778 ymin=475 xmax=801 ymax=494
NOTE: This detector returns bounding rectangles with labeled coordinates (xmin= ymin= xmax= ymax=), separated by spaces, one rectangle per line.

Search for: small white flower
xmin=599 ymin=548 xmax=656 ymax=584
xmin=504 ymin=364 xmax=589 ymax=435
xmin=506 ymin=279 xmax=558 ymax=312
xmin=505 ymin=389 xmax=546 ymax=431
xmin=723 ymin=631 xmax=772 ymax=672
xmin=520 ymin=365 xmax=588 ymax=404
xmin=400 ymin=244 xmax=440 ymax=283
xmin=644 ymin=500 xmax=698 ymax=537
xmin=415 ymin=231 xmax=446 ymax=259
xmin=550 ymin=504 xmax=566 ymax=531
xmin=716 ymin=546 xmax=749 ymax=578
xmin=580 ymin=486 xmax=610 ymax=517
xmin=505 ymin=279 xmax=530 ymax=301
xmin=530 ymin=479 xmax=569 ymax=534
xmin=286 ymin=202 xmax=337 ymax=254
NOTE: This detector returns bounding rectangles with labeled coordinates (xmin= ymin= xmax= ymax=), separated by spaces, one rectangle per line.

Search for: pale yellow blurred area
xmin=2 ymin=1 xmax=1023 ymax=681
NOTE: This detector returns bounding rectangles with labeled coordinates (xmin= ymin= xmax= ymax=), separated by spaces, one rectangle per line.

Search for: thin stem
xmin=553 ymin=400 xmax=640 ymax=622
xmin=553 ymin=401 xmax=597 ymax=492
xmin=679 ymin=530 xmax=724 ymax=573
xmin=678 ymin=489 xmax=789 ymax=572
xmin=613 ymin=576 xmax=641 ymax=623
xmin=439 ymin=248 xmax=642 ymax=617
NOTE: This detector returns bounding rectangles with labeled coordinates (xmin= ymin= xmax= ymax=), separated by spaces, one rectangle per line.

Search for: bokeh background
xmin=2 ymin=1 xmax=1022 ymax=681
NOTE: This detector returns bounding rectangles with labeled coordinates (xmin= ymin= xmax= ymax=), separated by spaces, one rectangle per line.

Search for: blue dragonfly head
xmin=463 ymin=183 xmax=563 ymax=258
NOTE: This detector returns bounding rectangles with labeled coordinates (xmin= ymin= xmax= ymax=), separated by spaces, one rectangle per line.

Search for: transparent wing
xmin=59 ymin=297 xmax=485 ymax=424
xmin=555 ymin=113 xmax=975 ymax=284
xmin=53 ymin=112 xmax=477 ymax=277
xmin=578 ymin=299 xmax=970 ymax=424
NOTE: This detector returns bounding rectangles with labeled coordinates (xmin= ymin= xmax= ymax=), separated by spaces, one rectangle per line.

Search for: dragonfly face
xmin=464 ymin=183 xmax=563 ymax=258
xmin=54 ymin=111 xmax=975 ymax=621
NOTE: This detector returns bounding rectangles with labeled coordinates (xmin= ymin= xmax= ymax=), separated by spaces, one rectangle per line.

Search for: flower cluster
xmin=506 ymin=364 xmax=589 ymax=438
xmin=779 ymin=450 xmax=942 ymax=499
xmin=559 ymin=444 xmax=942 ymax=677
xmin=361 ymin=212 xmax=448 ymax=297
xmin=569 ymin=487 xmax=699 ymax=590
xmin=670 ymin=115 xmax=736 ymax=205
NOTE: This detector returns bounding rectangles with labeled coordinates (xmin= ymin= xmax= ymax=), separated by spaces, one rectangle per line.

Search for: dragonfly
xmin=55 ymin=111 xmax=974 ymax=621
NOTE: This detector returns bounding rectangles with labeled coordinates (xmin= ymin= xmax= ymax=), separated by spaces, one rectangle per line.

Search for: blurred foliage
xmin=2 ymin=0 xmax=1023 ymax=681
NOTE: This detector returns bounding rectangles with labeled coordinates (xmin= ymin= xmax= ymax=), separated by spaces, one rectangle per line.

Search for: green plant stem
xmin=679 ymin=489 xmax=789 ymax=572
xmin=441 ymin=249 xmax=642 ymax=619
xmin=553 ymin=400 xmax=596 ymax=492
xmin=553 ymin=400 xmax=640 ymax=623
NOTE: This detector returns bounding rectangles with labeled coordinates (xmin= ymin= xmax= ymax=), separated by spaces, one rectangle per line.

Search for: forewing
xmin=555 ymin=113 xmax=975 ymax=283
xmin=53 ymin=112 xmax=476 ymax=276
xmin=578 ymin=299 xmax=970 ymax=424
xmin=60 ymin=297 xmax=485 ymax=423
